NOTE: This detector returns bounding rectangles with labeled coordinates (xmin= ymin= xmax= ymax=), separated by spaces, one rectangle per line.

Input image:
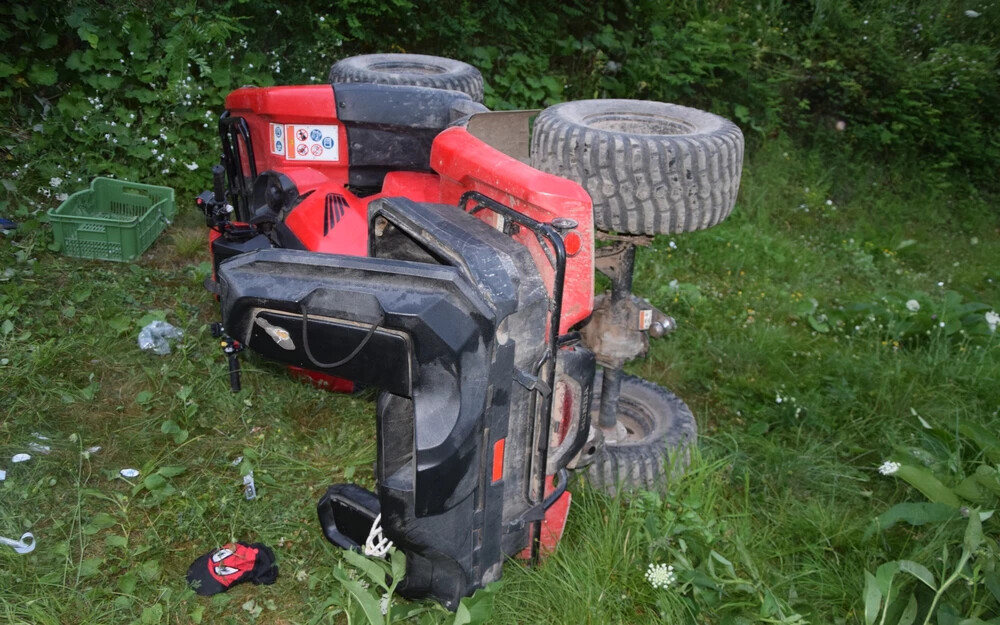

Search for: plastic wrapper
xmin=137 ymin=320 xmax=183 ymax=355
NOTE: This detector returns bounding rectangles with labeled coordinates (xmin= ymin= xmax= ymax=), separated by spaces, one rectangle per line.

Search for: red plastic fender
xmin=430 ymin=126 xmax=595 ymax=334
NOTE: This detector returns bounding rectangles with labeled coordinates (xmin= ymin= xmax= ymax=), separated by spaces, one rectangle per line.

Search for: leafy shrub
xmin=864 ymin=411 xmax=1000 ymax=623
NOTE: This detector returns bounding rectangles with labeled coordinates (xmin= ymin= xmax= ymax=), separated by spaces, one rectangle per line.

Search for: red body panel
xmin=431 ymin=127 xmax=594 ymax=334
xmin=221 ymin=85 xmax=594 ymax=334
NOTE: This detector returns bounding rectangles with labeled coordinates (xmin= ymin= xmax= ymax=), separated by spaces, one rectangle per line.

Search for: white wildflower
xmin=55 ymin=193 xmax=68 ymax=202
xmin=275 ymin=8 xmax=281 ymax=15
xmin=185 ymin=162 xmax=199 ymax=171
xmin=826 ymin=199 xmax=833 ymax=206
xmin=905 ymin=299 xmax=920 ymax=312
xmin=878 ymin=461 xmax=900 ymax=476
xmin=986 ymin=311 xmax=999 ymax=332
xmin=319 ymin=16 xmax=325 ymax=21
xmin=379 ymin=593 xmax=389 ymax=615
xmin=965 ymin=9 xmax=981 ymax=17
xmin=645 ymin=563 xmax=676 ymax=589
xmin=49 ymin=177 xmax=62 ymax=187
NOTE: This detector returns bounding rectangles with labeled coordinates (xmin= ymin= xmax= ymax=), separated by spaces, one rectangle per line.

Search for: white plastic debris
xmin=137 ymin=320 xmax=184 ymax=355
xmin=11 ymin=454 xmax=30 ymax=463
xmin=27 ymin=442 xmax=51 ymax=454
xmin=231 ymin=456 xmax=243 ymax=467
xmin=0 ymin=469 xmax=6 ymax=481
xmin=364 ymin=513 xmax=393 ymax=558
xmin=0 ymin=532 xmax=35 ymax=554
xmin=243 ymin=472 xmax=257 ymax=500
xmin=120 ymin=468 xmax=140 ymax=478
xmin=85 ymin=446 xmax=101 ymax=454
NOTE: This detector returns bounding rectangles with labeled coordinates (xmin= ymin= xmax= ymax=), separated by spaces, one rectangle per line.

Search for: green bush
xmin=2 ymin=0 xmax=998 ymax=220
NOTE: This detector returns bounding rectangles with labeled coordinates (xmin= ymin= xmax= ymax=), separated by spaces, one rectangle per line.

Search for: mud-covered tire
xmin=585 ymin=372 xmax=696 ymax=496
xmin=530 ymin=99 xmax=744 ymax=235
xmin=328 ymin=53 xmax=484 ymax=103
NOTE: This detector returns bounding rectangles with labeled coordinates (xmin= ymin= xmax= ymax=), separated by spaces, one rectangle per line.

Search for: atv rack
xmin=459 ymin=190 xmax=568 ymax=563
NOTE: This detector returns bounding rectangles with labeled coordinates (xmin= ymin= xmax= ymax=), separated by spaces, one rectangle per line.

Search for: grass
xmin=1 ymin=136 xmax=998 ymax=624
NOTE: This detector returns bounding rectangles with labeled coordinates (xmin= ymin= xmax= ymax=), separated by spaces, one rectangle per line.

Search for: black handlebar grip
xmin=212 ymin=164 xmax=226 ymax=203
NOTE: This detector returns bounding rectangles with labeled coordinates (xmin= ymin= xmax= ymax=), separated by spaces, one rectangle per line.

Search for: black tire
xmin=328 ymin=53 xmax=484 ymax=103
xmin=585 ymin=372 xmax=696 ymax=496
xmin=530 ymin=100 xmax=744 ymax=235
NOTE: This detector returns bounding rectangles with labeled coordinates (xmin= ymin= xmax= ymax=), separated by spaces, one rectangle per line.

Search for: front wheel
xmin=328 ymin=53 xmax=484 ymax=102
xmin=584 ymin=371 xmax=696 ymax=496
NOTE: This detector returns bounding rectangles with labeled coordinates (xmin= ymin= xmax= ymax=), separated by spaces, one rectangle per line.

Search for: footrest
xmin=317 ymin=483 xmax=380 ymax=551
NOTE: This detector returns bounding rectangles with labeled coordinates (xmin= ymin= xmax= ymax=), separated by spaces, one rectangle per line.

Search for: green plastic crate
xmin=48 ymin=177 xmax=176 ymax=262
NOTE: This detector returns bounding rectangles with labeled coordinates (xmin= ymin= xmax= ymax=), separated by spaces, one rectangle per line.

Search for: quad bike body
xmin=200 ymin=54 xmax=742 ymax=609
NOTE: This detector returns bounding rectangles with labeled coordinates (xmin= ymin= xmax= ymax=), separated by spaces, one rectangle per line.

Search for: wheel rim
xmin=580 ymin=112 xmax=697 ymax=136
xmin=366 ymin=62 xmax=447 ymax=75
xmin=611 ymin=395 xmax=661 ymax=445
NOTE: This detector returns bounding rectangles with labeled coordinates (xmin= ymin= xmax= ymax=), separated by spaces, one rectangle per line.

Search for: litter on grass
xmin=243 ymin=472 xmax=257 ymax=500
xmin=138 ymin=320 xmax=183 ymax=355
xmin=11 ymin=454 xmax=30 ymax=463
xmin=27 ymin=442 xmax=51 ymax=454
xmin=120 ymin=468 xmax=140 ymax=478
xmin=0 ymin=469 xmax=6 ymax=481
xmin=0 ymin=532 xmax=35 ymax=554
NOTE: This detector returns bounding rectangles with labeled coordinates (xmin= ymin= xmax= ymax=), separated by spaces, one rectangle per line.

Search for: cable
xmin=301 ymin=304 xmax=384 ymax=369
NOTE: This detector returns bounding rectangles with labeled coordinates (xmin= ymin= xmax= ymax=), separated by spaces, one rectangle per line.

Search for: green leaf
xmin=984 ymin=571 xmax=1000 ymax=604
xmin=960 ymin=422 xmax=1000 ymax=464
xmin=390 ymin=548 xmax=406 ymax=586
xmin=898 ymin=560 xmax=936 ymax=590
xmin=160 ymin=420 xmax=179 ymax=434
xmin=1 ymin=319 xmax=13 ymax=335
xmin=118 ymin=572 xmax=137 ymax=593
xmin=343 ymin=548 xmax=389 ymax=590
xmin=875 ymin=502 xmax=961 ymax=532
xmin=27 ymin=63 xmax=57 ymax=86
xmin=453 ymin=583 xmax=497 ymax=624
xmin=78 ymin=557 xmax=103 ymax=578
xmin=83 ymin=512 xmax=117 ymax=535
xmin=140 ymin=603 xmax=163 ymax=624
xmin=139 ymin=559 xmax=161 ymax=582
xmin=807 ymin=314 xmax=830 ymax=333
xmin=142 ymin=473 xmax=168 ymax=491
xmin=963 ymin=510 xmax=983 ymax=554
xmin=894 ymin=465 xmax=962 ymax=507
xmin=38 ymin=33 xmax=58 ymax=50
xmin=157 ymin=465 xmax=186 ymax=478
xmin=453 ymin=603 xmax=472 ymax=625
xmin=105 ymin=535 xmax=128 ymax=548
xmin=875 ymin=561 xmax=899 ymax=596
xmin=897 ymin=593 xmax=918 ymax=625
xmin=189 ymin=604 xmax=205 ymax=624
xmin=332 ymin=567 xmax=384 ymax=625
xmin=863 ymin=571 xmax=881 ymax=625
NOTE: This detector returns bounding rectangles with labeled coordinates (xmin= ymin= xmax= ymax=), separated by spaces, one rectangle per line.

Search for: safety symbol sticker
xmin=270 ymin=123 xmax=283 ymax=155
xmin=277 ymin=124 xmax=340 ymax=162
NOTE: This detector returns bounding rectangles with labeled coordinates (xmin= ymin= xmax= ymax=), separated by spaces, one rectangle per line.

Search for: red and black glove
xmin=186 ymin=542 xmax=278 ymax=596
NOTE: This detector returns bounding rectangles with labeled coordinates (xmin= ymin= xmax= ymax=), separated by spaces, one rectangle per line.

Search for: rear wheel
xmin=584 ymin=371 xmax=696 ymax=496
xmin=530 ymin=99 xmax=744 ymax=235
xmin=328 ymin=53 xmax=484 ymax=103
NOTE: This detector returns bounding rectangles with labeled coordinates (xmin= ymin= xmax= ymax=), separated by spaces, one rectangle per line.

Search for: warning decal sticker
xmin=272 ymin=124 xmax=340 ymax=162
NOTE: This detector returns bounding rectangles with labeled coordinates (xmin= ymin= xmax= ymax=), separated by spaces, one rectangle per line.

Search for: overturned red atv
xmin=199 ymin=53 xmax=743 ymax=609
